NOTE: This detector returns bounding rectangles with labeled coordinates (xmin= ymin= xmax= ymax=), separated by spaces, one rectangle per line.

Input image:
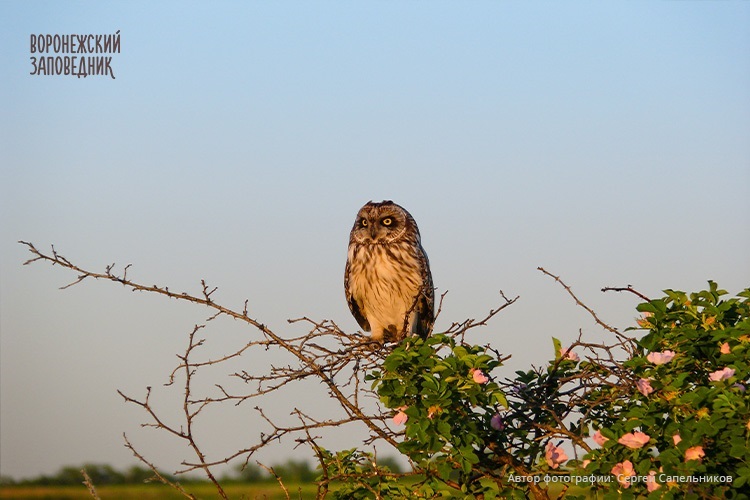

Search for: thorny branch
xmin=21 ymin=241 xmax=645 ymax=499
xmin=537 ymin=267 xmax=633 ymax=348
xmin=601 ymin=285 xmax=651 ymax=302
xmin=20 ymin=242 xmax=518 ymax=488
xmin=123 ymin=434 xmax=197 ymax=499
xmin=80 ymin=469 xmax=100 ymax=500
xmin=257 ymin=462 xmax=292 ymax=500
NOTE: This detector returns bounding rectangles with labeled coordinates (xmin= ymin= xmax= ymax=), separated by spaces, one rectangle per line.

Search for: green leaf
xmin=493 ymin=392 xmax=508 ymax=408
xmin=421 ymin=374 xmax=440 ymax=392
xmin=552 ymin=337 xmax=562 ymax=359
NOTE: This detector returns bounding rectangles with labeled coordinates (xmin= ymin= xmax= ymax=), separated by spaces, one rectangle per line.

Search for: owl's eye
xmin=361 ymin=219 xmax=369 ymax=227
xmin=381 ymin=217 xmax=393 ymax=226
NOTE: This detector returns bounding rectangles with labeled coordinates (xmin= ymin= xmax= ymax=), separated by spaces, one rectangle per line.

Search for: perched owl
xmin=344 ymin=200 xmax=435 ymax=342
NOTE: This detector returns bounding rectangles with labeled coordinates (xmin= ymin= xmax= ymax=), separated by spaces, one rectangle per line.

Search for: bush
xmin=321 ymin=282 xmax=750 ymax=499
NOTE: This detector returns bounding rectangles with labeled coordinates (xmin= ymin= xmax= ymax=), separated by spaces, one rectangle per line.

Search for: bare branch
xmin=601 ymin=285 xmax=651 ymax=302
xmin=80 ymin=469 xmax=100 ymax=500
xmin=257 ymin=462 xmax=291 ymax=500
xmin=537 ymin=267 xmax=627 ymax=341
xmin=123 ymin=434 xmax=197 ymax=500
xmin=29 ymin=241 xmax=646 ymax=498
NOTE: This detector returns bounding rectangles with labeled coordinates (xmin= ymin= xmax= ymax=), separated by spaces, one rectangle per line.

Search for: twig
xmin=24 ymin=241 xmax=590 ymax=499
xmin=537 ymin=267 xmax=626 ymax=341
xmin=601 ymin=285 xmax=651 ymax=302
xmin=257 ymin=462 xmax=291 ymax=500
xmin=123 ymin=434 xmax=197 ymax=500
xmin=19 ymin=241 xmax=398 ymax=453
xmin=80 ymin=469 xmax=100 ymax=500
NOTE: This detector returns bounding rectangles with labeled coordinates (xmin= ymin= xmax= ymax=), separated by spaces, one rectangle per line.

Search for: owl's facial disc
xmin=351 ymin=202 xmax=410 ymax=245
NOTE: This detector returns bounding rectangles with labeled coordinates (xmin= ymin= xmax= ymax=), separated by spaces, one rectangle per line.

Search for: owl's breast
xmin=347 ymin=243 xmax=423 ymax=320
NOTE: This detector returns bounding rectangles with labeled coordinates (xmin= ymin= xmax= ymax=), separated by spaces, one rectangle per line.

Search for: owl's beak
xmin=369 ymin=225 xmax=377 ymax=240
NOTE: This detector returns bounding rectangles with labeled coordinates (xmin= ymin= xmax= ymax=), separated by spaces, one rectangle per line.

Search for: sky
xmin=1 ymin=0 xmax=749 ymax=482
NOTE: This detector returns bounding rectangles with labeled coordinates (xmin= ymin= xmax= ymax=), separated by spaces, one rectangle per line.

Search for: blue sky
xmin=1 ymin=1 xmax=749 ymax=480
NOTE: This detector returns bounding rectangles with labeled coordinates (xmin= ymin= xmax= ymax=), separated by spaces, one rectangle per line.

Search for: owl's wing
xmin=415 ymin=250 xmax=436 ymax=339
xmin=344 ymin=259 xmax=370 ymax=332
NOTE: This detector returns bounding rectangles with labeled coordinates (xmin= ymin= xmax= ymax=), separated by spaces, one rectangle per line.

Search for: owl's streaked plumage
xmin=344 ymin=200 xmax=434 ymax=342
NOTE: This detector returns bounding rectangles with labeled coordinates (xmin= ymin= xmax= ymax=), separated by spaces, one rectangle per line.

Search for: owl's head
xmin=349 ymin=200 xmax=421 ymax=245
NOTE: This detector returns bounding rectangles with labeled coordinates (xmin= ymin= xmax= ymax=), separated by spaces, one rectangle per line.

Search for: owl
xmin=344 ymin=200 xmax=435 ymax=342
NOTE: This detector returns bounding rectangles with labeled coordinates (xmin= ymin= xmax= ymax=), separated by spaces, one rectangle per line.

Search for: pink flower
xmin=470 ymin=368 xmax=489 ymax=384
xmin=545 ymin=441 xmax=568 ymax=469
xmin=647 ymin=471 xmax=661 ymax=492
xmin=720 ymin=342 xmax=731 ymax=354
xmin=560 ymin=347 xmax=579 ymax=362
xmin=685 ymin=446 xmax=705 ymax=462
xmin=611 ymin=460 xmax=635 ymax=488
xmin=672 ymin=434 xmax=682 ymax=445
xmin=592 ymin=429 xmax=609 ymax=446
xmin=490 ymin=413 xmax=504 ymax=431
xmin=708 ymin=367 xmax=735 ymax=381
xmin=618 ymin=431 xmax=650 ymax=449
xmin=393 ymin=407 xmax=408 ymax=425
xmin=636 ymin=378 xmax=654 ymax=396
xmin=647 ymin=350 xmax=676 ymax=365
xmin=581 ymin=459 xmax=591 ymax=469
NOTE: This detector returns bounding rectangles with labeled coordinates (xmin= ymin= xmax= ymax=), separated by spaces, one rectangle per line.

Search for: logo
xmin=29 ymin=31 xmax=120 ymax=79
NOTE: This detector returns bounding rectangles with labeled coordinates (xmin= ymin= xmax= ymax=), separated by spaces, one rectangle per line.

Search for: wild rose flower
xmin=592 ymin=429 xmax=609 ymax=446
xmin=560 ymin=347 xmax=579 ymax=362
xmin=490 ymin=413 xmax=504 ymax=431
xmin=618 ymin=431 xmax=650 ymax=449
xmin=647 ymin=471 xmax=661 ymax=492
xmin=672 ymin=434 xmax=682 ymax=445
xmin=708 ymin=367 xmax=735 ymax=381
xmin=720 ymin=342 xmax=731 ymax=354
xmin=611 ymin=460 xmax=635 ymax=488
xmin=647 ymin=350 xmax=676 ymax=365
xmin=636 ymin=378 xmax=654 ymax=396
xmin=393 ymin=407 xmax=408 ymax=425
xmin=470 ymin=368 xmax=489 ymax=384
xmin=545 ymin=441 xmax=568 ymax=469
xmin=685 ymin=446 xmax=705 ymax=462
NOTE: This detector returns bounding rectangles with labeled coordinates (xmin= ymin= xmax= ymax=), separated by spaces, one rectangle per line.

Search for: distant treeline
xmin=0 ymin=458 xmax=403 ymax=486
xmin=1 ymin=464 xmax=189 ymax=487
